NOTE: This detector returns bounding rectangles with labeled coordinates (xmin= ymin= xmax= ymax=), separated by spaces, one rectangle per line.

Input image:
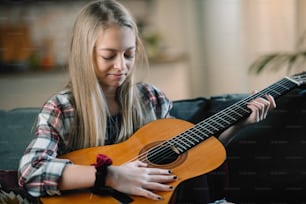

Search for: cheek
xmin=126 ymin=61 xmax=135 ymax=74
xmin=95 ymin=58 xmax=110 ymax=73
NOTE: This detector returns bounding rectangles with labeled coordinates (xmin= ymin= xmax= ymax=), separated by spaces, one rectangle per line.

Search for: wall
xmin=195 ymin=0 xmax=248 ymax=95
xmin=0 ymin=0 xmax=190 ymax=110
xmin=0 ymin=72 xmax=68 ymax=110
xmin=244 ymin=0 xmax=298 ymax=91
xmin=185 ymin=0 xmax=303 ymax=96
xmin=0 ymin=0 xmax=305 ymax=110
xmin=0 ymin=60 xmax=190 ymax=110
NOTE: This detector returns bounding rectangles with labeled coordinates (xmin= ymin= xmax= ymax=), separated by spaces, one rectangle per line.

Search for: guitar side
xmin=41 ymin=118 xmax=226 ymax=204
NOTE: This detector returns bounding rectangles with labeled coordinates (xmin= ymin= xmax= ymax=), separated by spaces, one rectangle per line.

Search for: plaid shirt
xmin=18 ymin=82 xmax=172 ymax=197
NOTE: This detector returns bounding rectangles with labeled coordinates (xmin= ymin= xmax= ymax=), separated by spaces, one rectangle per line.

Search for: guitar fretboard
xmin=167 ymin=77 xmax=299 ymax=154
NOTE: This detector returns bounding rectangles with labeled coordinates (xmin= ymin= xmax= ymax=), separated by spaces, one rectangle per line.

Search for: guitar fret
xmin=190 ymin=131 xmax=201 ymax=140
xmin=262 ymin=78 xmax=296 ymax=99
xmin=215 ymin=115 xmax=231 ymax=125
xmin=219 ymin=107 xmax=249 ymax=124
xmin=209 ymin=117 xmax=227 ymax=128
xmin=266 ymin=87 xmax=281 ymax=95
xmin=172 ymin=133 xmax=196 ymax=151
xmin=236 ymin=106 xmax=250 ymax=114
xmin=181 ymin=131 xmax=208 ymax=150
xmin=167 ymin=139 xmax=185 ymax=153
xmin=275 ymin=82 xmax=290 ymax=90
xmin=191 ymin=129 xmax=209 ymax=141
xmin=206 ymin=118 xmax=224 ymax=130
xmin=184 ymin=132 xmax=200 ymax=143
xmin=196 ymin=124 xmax=214 ymax=135
xmin=269 ymin=81 xmax=291 ymax=94
xmin=190 ymin=127 xmax=209 ymax=140
xmin=180 ymin=135 xmax=194 ymax=147
xmin=186 ymin=131 xmax=203 ymax=146
xmin=220 ymin=114 xmax=238 ymax=124
xmin=203 ymin=121 xmax=219 ymax=131
xmin=227 ymin=106 xmax=245 ymax=117
xmin=225 ymin=113 xmax=237 ymax=121
xmin=214 ymin=120 xmax=224 ymax=129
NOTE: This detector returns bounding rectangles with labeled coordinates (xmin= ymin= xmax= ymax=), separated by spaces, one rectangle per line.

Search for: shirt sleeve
xmin=18 ymin=95 xmax=72 ymax=197
xmin=137 ymin=82 xmax=173 ymax=119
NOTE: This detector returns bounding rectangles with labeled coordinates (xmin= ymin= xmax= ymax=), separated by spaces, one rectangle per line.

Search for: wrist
xmin=218 ymin=126 xmax=238 ymax=146
xmin=91 ymin=154 xmax=113 ymax=193
xmin=104 ymin=165 xmax=114 ymax=187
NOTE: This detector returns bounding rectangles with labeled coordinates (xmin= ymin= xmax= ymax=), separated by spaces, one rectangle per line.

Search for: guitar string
xmin=177 ymin=77 xmax=298 ymax=140
xmin=126 ymin=77 xmax=301 ymax=165
xmin=134 ymin=78 xmax=296 ymax=164
xmin=160 ymin=75 xmax=305 ymax=158
xmin=131 ymin=78 xmax=297 ymax=165
xmin=129 ymin=78 xmax=296 ymax=165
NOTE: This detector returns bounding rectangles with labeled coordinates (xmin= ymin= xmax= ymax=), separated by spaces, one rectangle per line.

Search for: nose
xmin=114 ymin=55 xmax=126 ymax=70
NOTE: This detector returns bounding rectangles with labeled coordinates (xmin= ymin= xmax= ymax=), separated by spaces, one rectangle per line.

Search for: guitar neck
xmin=170 ymin=76 xmax=300 ymax=154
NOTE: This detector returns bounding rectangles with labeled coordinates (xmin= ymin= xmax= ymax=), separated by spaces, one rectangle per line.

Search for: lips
xmin=108 ymin=73 xmax=126 ymax=76
xmin=107 ymin=73 xmax=127 ymax=80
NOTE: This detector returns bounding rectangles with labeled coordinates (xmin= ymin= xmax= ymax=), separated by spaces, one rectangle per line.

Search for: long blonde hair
xmin=67 ymin=0 xmax=151 ymax=149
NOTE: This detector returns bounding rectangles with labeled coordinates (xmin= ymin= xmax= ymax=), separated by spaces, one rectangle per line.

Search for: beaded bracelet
xmin=91 ymin=154 xmax=113 ymax=194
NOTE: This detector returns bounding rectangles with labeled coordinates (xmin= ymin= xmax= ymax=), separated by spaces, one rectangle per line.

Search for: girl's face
xmin=94 ymin=25 xmax=136 ymax=91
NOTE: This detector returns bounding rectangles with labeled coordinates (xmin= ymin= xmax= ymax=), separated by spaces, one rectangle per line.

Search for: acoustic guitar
xmin=41 ymin=72 xmax=306 ymax=204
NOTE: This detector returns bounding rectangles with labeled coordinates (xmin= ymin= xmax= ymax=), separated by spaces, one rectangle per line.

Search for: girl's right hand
xmin=105 ymin=160 xmax=177 ymax=200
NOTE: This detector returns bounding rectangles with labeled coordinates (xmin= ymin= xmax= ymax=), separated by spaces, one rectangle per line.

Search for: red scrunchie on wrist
xmin=91 ymin=154 xmax=113 ymax=194
xmin=91 ymin=154 xmax=133 ymax=202
xmin=93 ymin=154 xmax=113 ymax=168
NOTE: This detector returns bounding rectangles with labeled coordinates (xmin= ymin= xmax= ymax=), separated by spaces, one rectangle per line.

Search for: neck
xmin=102 ymin=86 xmax=117 ymax=99
xmin=102 ymin=87 xmax=120 ymax=116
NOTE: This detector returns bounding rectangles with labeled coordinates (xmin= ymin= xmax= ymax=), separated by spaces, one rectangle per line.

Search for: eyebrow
xmin=98 ymin=46 xmax=136 ymax=52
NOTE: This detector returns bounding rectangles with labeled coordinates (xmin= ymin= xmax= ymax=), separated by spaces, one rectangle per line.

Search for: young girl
xmin=18 ymin=0 xmax=275 ymax=203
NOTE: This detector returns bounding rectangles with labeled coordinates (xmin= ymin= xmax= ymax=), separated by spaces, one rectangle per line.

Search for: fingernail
xmin=173 ymin=176 xmax=177 ymax=180
xmin=168 ymin=170 xmax=172 ymax=174
xmin=157 ymin=196 xmax=163 ymax=200
xmin=169 ymin=186 xmax=173 ymax=190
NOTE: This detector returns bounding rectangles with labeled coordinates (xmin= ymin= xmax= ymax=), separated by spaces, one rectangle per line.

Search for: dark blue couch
xmin=171 ymin=87 xmax=306 ymax=203
xmin=1 ymin=87 xmax=305 ymax=203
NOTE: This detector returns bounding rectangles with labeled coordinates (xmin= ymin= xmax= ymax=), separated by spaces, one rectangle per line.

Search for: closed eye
xmin=102 ymin=55 xmax=116 ymax=60
xmin=124 ymin=53 xmax=135 ymax=59
xmin=124 ymin=49 xmax=135 ymax=59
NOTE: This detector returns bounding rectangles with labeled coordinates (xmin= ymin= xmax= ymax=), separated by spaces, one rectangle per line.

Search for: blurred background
xmin=1 ymin=0 xmax=306 ymax=110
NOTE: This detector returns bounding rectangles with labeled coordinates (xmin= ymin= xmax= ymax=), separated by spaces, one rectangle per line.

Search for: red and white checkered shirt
xmin=18 ymin=82 xmax=172 ymax=197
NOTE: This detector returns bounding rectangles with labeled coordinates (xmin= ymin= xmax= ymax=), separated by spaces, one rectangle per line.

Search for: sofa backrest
xmin=0 ymin=97 xmax=215 ymax=171
xmin=1 ymin=87 xmax=305 ymax=173
xmin=0 ymin=108 xmax=40 ymax=170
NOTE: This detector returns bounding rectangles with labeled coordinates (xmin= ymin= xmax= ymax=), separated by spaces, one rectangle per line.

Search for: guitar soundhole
xmin=139 ymin=141 xmax=187 ymax=168
xmin=147 ymin=146 xmax=178 ymax=165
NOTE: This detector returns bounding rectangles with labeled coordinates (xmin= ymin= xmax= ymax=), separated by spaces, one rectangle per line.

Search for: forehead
xmin=95 ymin=25 xmax=136 ymax=51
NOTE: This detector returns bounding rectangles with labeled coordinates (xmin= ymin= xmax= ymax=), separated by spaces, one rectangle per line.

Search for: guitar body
xmin=41 ymin=118 xmax=226 ymax=204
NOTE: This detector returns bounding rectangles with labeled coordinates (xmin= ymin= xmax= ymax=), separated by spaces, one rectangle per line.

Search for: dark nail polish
xmin=169 ymin=186 xmax=173 ymax=189
xmin=173 ymin=176 xmax=177 ymax=179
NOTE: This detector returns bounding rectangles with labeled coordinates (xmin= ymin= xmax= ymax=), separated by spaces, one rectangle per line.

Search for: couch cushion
xmin=225 ymin=88 xmax=306 ymax=202
xmin=170 ymin=97 xmax=210 ymax=123
xmin=171 ymin=88 xmax=306 ymax=202
xmin=171 ymin=94 xmax=247 ymax=124
xmin=0 ymin=108 xmax=40 ymax=170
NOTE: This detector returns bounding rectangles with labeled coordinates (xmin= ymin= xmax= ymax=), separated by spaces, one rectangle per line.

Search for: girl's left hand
xmin=242 ymin=93 xmax=276 ymax=126
xmin=218 ymin=93 xmax=276 ymax=146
